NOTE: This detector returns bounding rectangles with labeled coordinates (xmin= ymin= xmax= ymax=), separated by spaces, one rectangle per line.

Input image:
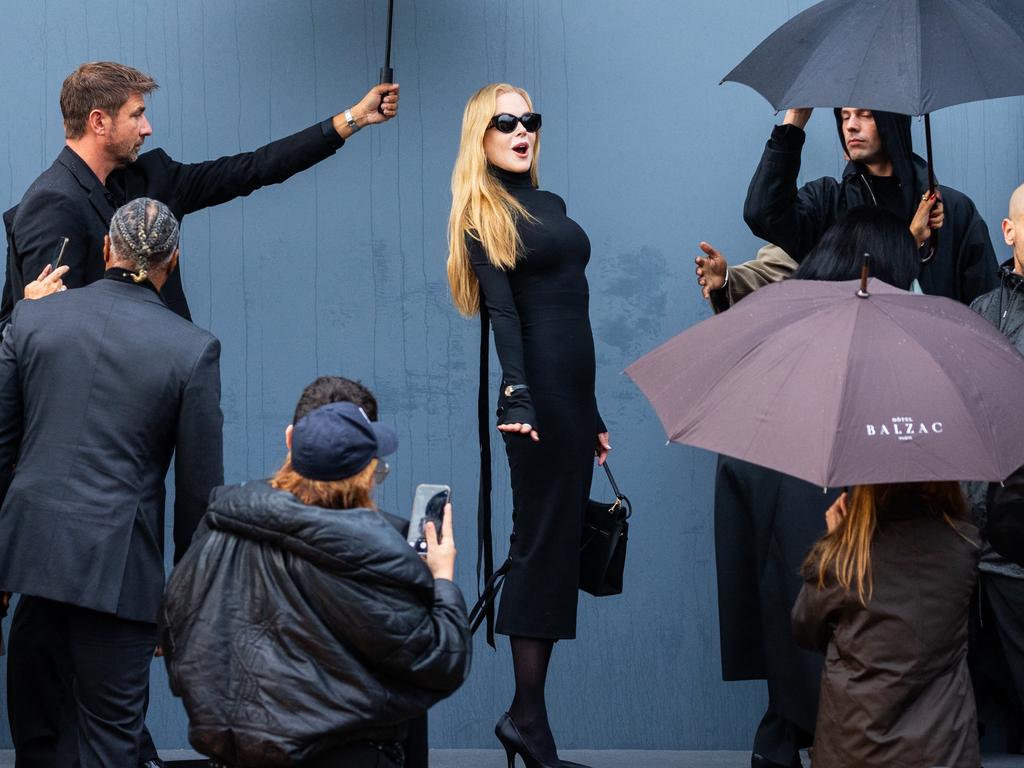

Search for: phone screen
xmin=407 ymin=484 xmax=450 ymax=555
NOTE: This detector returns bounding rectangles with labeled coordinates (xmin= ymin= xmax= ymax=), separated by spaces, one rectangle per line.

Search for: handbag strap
xmin=476 ymin=304 xmax=497 ymax=648
xmin=602 ymin=461 xmax=624 ymax=499
xmin=600 ymin=460 xmax=632 ymax=520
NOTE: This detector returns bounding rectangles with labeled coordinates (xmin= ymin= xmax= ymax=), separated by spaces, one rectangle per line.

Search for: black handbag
xmin=579 ymin=462 xmax=631 ymax=597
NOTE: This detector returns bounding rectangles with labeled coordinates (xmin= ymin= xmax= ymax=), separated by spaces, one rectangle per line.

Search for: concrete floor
xmin=1 ymin=750 xmax=1023 ymax=767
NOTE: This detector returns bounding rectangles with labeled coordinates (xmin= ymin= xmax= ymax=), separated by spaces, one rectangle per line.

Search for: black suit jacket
xmin=0 ymin=277 xmax=223 ymax=623
xmin=4 ymin=120 xmax=344 ymax=323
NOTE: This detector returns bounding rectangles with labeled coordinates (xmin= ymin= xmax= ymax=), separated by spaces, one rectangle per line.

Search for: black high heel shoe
xmin=495 ymin=712 xmax=560 ymax=768
xmin=495 ymin=713 xmax=592 ymax=768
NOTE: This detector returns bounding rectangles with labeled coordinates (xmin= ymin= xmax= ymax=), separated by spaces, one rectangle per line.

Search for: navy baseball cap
xmin=291 ymin=402 xmax=398 ymax=481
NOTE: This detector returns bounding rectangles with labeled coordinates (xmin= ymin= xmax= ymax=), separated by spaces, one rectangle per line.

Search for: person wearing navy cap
xmin=159 ymin=401 xmax=471 ymax=767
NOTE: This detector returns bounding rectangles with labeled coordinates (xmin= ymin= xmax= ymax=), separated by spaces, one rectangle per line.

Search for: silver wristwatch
xmin=344 ymin=109 xmax=360 ymax=133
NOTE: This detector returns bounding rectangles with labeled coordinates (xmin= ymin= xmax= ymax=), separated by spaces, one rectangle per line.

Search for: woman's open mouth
xmin=512 ymin=142 xmax=529 ymax=157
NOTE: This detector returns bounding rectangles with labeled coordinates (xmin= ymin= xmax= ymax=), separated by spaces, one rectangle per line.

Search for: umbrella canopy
xmin=626 ymin=278 xmax=1024 ymax=488
xmin=722 ymin=0 xmax=1024 ymax=116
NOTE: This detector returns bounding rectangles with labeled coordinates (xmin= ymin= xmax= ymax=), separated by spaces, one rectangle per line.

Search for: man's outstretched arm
xmin=163 ymin=84 xmax=400 ymax=216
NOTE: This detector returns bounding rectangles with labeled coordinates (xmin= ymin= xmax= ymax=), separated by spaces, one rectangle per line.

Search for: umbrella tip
xmin=856 ymin=253 xmax=871 ymax=298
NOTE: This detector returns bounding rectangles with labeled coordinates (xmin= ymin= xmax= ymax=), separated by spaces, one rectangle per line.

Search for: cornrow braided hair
xmin=108 ymin=198 xmax=179 ymax=281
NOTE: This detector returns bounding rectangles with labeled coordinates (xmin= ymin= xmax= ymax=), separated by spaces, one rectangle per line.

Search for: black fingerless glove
xmin=497 ymin=383 xmax=537 ymax=430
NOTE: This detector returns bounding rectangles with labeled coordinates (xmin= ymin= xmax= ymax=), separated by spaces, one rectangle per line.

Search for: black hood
xmin=834 ymin=108 xmax=927 ymax=223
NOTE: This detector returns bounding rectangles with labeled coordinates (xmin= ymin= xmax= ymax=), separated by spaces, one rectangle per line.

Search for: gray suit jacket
xmin=0 ymin=277 xmax=223 ymax=623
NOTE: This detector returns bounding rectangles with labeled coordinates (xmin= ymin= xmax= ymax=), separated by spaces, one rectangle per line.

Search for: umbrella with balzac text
xmin=627 ymin=275 xmax=1024 ymax=488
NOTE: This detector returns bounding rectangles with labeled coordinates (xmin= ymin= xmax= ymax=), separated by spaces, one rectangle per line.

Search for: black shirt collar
xmin=103 ymin=268 xmax=164 ymax=302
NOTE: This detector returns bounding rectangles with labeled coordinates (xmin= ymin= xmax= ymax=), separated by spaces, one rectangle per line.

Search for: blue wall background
xmin=0 ymin=0 xmax=1022 ymax=751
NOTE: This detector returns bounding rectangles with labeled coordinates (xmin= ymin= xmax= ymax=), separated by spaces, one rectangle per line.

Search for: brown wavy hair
xmin=61 ymin=61 xmax=157 ymax=139
xmin=270 ymin=457 xmax=376 ymax=510
xmin=804 ymin=481 xmax=971 ymax=605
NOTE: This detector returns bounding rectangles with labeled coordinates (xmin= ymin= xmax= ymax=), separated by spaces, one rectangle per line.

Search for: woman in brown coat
xmin=792 ymin=482 xmax=981 ymax=768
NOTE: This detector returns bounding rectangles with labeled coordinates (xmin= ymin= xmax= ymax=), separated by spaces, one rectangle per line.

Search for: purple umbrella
xmin=626 ymin=277 xmax=1024 ymax=488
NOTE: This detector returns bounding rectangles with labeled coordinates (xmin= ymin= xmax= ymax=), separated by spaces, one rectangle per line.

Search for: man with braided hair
xmin=0 ymin=199 xmax=223 ymax=766
xmin=3 ymin=60 xmax=399 ymax=324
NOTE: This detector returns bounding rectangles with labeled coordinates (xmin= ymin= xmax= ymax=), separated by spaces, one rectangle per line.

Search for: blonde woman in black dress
xmin=447 ymin=83 xmax=609 ymax=768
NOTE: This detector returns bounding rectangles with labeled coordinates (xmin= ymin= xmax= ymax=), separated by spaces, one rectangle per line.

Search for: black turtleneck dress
xmin=468 ymin=167 xmax=604 ymax=639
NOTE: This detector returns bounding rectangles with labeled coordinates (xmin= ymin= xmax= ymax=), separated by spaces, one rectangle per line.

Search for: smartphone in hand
xmin=50 ymin=237 xmax=69 ymax=270
xmin=407 ymin=484 xmax=450 ymax=555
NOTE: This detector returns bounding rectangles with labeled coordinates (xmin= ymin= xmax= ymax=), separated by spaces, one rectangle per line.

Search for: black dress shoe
xmin=751 ymin=753 xmax=802 ymax=768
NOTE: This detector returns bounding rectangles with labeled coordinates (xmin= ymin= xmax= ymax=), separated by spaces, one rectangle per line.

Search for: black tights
xmin=509 ymin=636 xmax=558 ymax=762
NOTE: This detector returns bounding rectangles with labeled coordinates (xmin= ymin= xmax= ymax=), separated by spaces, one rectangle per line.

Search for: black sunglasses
xmin=487 ymin=112 xmax=542 ymax=134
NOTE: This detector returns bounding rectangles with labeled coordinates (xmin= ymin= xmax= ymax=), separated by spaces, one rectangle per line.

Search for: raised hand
xmin=695 ymin=241 xmax=729 ymax=299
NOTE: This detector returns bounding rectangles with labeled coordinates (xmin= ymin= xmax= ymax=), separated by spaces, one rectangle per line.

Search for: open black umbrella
xmin=723 ymin=0 xmax=1024 ymax=193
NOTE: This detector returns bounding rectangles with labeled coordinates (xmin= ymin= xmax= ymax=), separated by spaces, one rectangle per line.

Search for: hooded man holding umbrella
xmin=743 ymin=106 xmax=998 ymax=305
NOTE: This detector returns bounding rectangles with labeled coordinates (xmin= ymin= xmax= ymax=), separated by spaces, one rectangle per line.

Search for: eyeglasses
xmin=374 ymin=460 xmax=390 ymax=484
xmin=487 ymin=112 xmax=542 ymax=134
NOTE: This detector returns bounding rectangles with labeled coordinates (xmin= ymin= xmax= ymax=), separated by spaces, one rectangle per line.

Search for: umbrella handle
xmin=378 ymin=0 xmax=395 ymax=114
xmin=378 ymin=67 xmax=395 ymax=115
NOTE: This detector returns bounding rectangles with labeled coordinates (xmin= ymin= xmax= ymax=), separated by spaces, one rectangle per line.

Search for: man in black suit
xmin=0 ymin=199 xmax=223 ymax=766
xmin=3 ymin=60 xmax=399 ymax=324
xmin=2 ymin=61 xmax=396 ymax=763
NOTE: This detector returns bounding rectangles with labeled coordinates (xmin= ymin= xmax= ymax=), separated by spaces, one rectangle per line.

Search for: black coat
xmin=966 ymin=261 xmax=1024 ymax=573
xmin=159 ymin=481 xmax=471 ymax=766
xmin=987 ymin=468 xmax=1024 ymax=567
xmin=4 ymin=120 xmax=344 ymax=323
xmin=714 ymin=455 xmax=833 ymax=733
xmin=743 ymin=114 xmax=997 ymax=304
xmin=0 ymin=276 xmax=223 ymax=623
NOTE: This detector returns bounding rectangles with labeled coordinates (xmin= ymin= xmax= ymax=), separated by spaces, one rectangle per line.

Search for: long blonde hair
xmin=804 ymin=481 xmax=970 ymax=605
xmin=447 ymin=83 xmax=540 ymax=317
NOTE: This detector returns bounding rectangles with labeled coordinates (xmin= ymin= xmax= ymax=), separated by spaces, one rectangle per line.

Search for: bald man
xmin=966 ymin=182 xmax=1024 ymax=752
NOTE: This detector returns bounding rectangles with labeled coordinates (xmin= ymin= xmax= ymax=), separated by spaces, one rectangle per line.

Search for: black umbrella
xmin=723 ymin=0 xmax=1024 ymax=196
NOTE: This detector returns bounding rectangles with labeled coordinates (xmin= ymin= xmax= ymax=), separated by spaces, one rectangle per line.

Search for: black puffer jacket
xmin=159 ymin=481 xmax=471 ymax=766
xmin=743 ymin=112 xmax=997 ymax=304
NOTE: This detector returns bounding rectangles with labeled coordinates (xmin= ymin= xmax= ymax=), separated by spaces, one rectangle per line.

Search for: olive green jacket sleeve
xmin=709 ymin=244 xmax=797 ymax=313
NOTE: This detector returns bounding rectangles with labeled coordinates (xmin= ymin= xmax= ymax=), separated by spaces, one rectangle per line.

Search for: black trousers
xmin=7 ymin=596 xmax=157 ymax=767
xmin=752 ymin=701 xmax=811 ymax=767
xmin=970 ymin=572 xmax=1024 ymax=752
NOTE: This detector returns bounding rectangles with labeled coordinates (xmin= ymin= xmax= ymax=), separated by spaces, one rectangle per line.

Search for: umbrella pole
xmin=379 ymin=0 xmax=395 ymax=84
xmin=924 ymin=113 xmax=936 ymax=193
xmin=857 ymin=253 xmax=871 ymax=298
xmin=924 ymin=113 xmax=938 ymax=262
